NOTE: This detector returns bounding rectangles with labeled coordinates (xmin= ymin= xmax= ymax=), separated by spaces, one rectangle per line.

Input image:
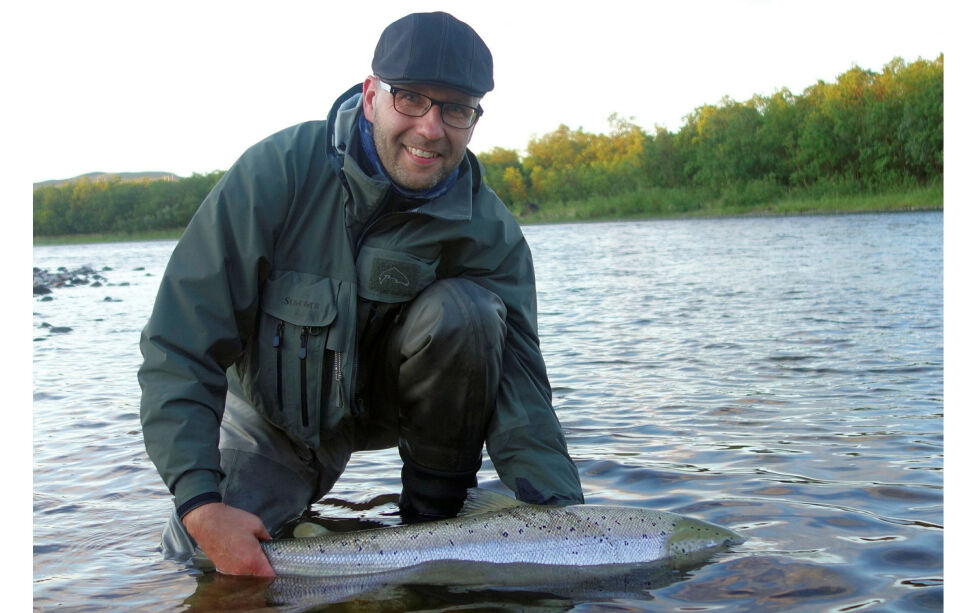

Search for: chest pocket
xmin=254 ymin=271 xmax=347 ymax=442
xmin=356 ymin=245 xmax=440 ymax=303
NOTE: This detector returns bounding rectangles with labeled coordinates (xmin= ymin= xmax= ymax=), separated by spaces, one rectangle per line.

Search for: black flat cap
xmin=372 ymin=11 xmax=494 ymax=97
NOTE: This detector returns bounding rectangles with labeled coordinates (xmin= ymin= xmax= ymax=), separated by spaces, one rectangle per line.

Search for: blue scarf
xmin=358 ymin=113 xmax=460 ymax=201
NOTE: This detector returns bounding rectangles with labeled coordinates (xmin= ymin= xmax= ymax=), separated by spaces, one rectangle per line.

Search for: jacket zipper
xmin=273 ymin=319 xmax=285 ymax=411
xmin=349 ymin=195 xmax=402 ymax=418
xmin=299 ymin=326 xmax=310 ymax=427
xmin=333 ymin=350 xmax=344 ymax=408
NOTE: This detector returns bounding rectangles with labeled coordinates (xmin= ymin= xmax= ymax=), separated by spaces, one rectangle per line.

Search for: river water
xmin=32 ymin=211 xmax=943 ymax=611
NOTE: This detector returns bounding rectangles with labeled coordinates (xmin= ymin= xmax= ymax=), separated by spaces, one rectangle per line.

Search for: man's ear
xmin=362 ymin=77 xmax=377 ymax=122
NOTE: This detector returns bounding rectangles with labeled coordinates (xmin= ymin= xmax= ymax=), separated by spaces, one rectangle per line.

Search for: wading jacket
xmin=138 ymin=85 xmax=584 ymax=515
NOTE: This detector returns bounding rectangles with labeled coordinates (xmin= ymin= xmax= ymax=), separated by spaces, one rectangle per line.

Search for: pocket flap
xmin=356 ymin=245 xmax=439 ymax=303
xmin=261 ymin=271 xmax=340 ymax=326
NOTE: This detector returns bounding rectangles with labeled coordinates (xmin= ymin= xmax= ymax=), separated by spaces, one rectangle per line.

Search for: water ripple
xmin=33 ymin=213 xmax=943 ymax=611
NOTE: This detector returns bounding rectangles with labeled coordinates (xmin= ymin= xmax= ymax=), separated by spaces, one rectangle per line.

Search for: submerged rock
xmin=33 ymin=266 xmax=109 ymax=294
xmin=40 ymin=322 xmax=73 ymax=334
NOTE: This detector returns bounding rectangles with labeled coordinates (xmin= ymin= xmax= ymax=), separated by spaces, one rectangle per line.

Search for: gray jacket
xmin=138 ymin=85 xmax=584 ymax=514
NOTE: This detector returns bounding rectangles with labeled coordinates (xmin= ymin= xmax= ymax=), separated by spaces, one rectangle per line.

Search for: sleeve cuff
xmin=487 ymin=423 xmax=584 ymax=505
xmin=176 ymin=492 xmax=222 ymax=518
xmin=172 ymin=469 xmax=223 ymax=517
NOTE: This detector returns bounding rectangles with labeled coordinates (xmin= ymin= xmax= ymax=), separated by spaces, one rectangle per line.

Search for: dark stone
xmin=33 ymin=265 xmax=114 ymax=295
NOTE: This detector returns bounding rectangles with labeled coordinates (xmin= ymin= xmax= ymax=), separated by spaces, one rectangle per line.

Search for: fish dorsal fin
xmin=459 ymin=488 xmax=527 ymax=517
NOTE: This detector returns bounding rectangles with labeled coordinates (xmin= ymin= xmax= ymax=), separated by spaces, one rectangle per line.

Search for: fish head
xmin=667 ymin=517 xmax=745 ymax=569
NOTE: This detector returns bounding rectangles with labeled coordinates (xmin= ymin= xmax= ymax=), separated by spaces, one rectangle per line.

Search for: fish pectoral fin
xmin=292 ymin=521 xmax=331 ymax=538
xmin=458 ymin=487 xmax=527 ymax=516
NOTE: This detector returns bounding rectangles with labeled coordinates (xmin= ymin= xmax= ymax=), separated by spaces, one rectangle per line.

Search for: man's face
xmin=362 ymin=77 xmax=480 ymax=191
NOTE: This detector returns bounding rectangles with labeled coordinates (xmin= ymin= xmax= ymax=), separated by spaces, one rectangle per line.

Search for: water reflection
xmin=184 ymin=558 xmax=700 ymax=611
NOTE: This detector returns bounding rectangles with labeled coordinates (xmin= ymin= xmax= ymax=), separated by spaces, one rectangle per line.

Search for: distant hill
xmin=34 ymin=171 xmax=181 ymax=189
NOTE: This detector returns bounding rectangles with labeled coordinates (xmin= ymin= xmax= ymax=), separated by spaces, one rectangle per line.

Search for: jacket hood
xmin=325 ymin=84 xmax=365 ymax=173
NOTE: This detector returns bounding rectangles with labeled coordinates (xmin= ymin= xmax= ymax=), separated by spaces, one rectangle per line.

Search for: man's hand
xmin=182 ymin=502 xmax=276 ymax=576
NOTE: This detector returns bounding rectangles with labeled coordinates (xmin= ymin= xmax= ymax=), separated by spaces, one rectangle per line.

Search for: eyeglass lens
xmin=391 ymin=89 xmax=478 ymax=129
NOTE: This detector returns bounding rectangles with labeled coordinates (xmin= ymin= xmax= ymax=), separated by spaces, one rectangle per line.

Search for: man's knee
xmin=218 ymin=448 xmax=317 ymax=535
xmin=394 ymin=280 xmax=507 ymax=461
xmin=216 ymin=393 xmax=353 ymax=533
xmin=397 ymin=278 xmax=507 ymax=364
xmin=393 ymin=280 xmax=508 ymax=519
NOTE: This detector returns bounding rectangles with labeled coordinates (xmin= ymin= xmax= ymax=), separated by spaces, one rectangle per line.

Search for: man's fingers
xmin=182 ymin=502 xmax=276 ymax=576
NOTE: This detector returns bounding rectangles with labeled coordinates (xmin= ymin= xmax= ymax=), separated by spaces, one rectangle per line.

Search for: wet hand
xmin=182 ymin=502 xmax=276 ymax=577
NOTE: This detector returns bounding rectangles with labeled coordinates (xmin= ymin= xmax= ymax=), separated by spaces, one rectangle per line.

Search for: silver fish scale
xmin=261 ymin=504 xmax=731 ymax=577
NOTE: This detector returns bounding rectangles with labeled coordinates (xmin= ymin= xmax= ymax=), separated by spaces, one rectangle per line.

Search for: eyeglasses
xmin=378 ymin=80 xmax=483 ymax=129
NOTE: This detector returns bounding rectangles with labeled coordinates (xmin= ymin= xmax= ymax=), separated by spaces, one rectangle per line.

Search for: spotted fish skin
xmin=262 ymin=489 xmax=744 ymax=577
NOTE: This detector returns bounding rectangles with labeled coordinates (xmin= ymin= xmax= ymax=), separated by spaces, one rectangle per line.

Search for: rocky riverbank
xmin=33 ymin=266 xmax=130 ymax=337
xmin=33 ymin=265 xmax=112 ymax=295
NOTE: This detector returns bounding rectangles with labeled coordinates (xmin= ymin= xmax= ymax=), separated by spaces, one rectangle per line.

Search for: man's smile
xmin=406 ymin=146 xmax=440 ymax=160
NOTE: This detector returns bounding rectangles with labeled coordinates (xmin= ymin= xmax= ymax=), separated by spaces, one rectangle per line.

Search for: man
xmin=139 ymin=11 xmax=583 ymax=577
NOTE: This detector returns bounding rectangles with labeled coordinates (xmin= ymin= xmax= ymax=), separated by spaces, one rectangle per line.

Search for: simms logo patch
xmin=378 ymin=266 xmax=410 ymax=287
xmin=369 ymin=257 xmax=419 ymax=298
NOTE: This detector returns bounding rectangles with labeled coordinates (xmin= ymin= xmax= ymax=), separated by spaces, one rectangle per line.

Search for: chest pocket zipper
xmin=298 ymin=326 xmax=326 ymax=427
xmin=267 ymin=321 xmax=328 ymax=430
xmin=299 ymin=327 xmax=310 ymax=426
xmin=333 ymin=349 xmax=344 ymax=409
xmin=273 ymin=320 xmax=285 ymax=411
xmin=253 ymin=271 xmax=348 ymax=443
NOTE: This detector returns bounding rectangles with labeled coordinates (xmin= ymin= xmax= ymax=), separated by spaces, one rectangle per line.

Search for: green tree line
xmin=479 ymin=55 xmax=942 ymax=214
xmin=34 ymin=171 xmax=225 ymax=236
xmin=33 ymin=55 xmax=941 ymax=236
